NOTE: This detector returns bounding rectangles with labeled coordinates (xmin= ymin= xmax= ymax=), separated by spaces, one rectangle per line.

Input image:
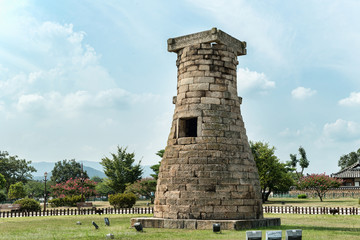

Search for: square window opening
xmin=178 ymin=117 xmax=197 ymax=138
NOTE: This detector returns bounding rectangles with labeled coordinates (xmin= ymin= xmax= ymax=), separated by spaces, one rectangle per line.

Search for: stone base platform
xmin=130 ymin=217 xmax=280 ymax=230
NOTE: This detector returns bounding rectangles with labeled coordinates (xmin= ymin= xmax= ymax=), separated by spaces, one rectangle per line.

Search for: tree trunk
xmin=261 ymin=189 xmax=272 ymax=203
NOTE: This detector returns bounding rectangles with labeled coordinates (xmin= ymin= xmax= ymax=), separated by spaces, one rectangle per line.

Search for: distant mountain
xmin=30 ymin=161 xmax=154 ymax=180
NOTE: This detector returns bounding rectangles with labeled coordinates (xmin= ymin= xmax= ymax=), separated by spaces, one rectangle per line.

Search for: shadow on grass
xmin=264 ymin=224 xmax=360 ymax=232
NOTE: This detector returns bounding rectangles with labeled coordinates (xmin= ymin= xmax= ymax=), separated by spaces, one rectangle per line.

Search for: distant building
xmin=332 ymin=161 xmax=360 ymax=187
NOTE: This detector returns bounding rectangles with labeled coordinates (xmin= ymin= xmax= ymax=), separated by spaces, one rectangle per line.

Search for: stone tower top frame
xmin=167 ymin=27 xmax=247 ymax=56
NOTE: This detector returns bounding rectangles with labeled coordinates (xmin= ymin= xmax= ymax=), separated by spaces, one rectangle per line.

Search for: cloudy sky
xmin=1 ymin=0 xmax=360 ymax=175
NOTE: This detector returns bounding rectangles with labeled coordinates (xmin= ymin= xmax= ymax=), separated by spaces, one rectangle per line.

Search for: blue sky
xmin=1 ymin=0 xmax=360 ymax=175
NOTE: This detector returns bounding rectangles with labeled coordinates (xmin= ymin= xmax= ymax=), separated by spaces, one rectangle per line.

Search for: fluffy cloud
xmin=323 ymin=119 xmax=360 ymax=141
xmin=291 ymin=87 xmax=317 ymax=100
xmin=15 ymin=89 xmax=159 ymax=119
xmin=237 ymin=67 xmax=275 ymax=94
xmin=338 ymin=92 xmax=360 ymax=106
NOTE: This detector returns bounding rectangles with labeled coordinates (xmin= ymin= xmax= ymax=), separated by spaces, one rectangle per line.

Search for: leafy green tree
xmin=288 ymin=146 xmax=310 ymax=180
xmin=101 ymin=146 xmax=143 ymax=193
xmin=90 ymin=176 xmax=103 ymax=183
xmin=0 ymin=151 xmax=36 ymax=193
xmin=8 ymin=182 xmax=27 ymax=200
xmin=0 ymin=173 xmax=5 ymax=189
xmin=24 ymin=180 xmax=43 ymax=198
xmin=125 ymin=178 xmax=157 ymax=203
xmin=338 ymin=148 xmax=360 ymax=170
xmin=51 ymin=159 xmax=88 ymax=183
xmin=250 ymin=141 xmax=294 ymax=203
xmin=95 ymin=179 xmax=114 ymax=196
xmin=150 ymin=149 xmax=164 ymax=180
xmin=298 ymin=174 xmax=343 ymax=201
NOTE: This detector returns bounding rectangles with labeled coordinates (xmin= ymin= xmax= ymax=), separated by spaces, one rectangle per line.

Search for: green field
xmin=1 ymin=213 xmax=360 ymax=240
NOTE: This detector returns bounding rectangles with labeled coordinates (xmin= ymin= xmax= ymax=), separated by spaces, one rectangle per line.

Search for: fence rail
xmin=0 ymin=207 xmax=154 ymax=218
xmin=263 ymin=206 xmax=360 ymax=215
xmin=2 ymin=206 xmax=360 ymax=218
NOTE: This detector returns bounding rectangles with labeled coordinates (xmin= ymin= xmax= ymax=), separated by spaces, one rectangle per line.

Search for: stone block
xmin=266 ymin=230 xmax=282 ymax=240
xmin=189 ymin=83 xmax=209 ymax=91
xmin=186 ymin=91 xmax=205 ymax=98
xmin=178 ymin=77 xmax=194 ymax=85
xmin=285 ymin=229 xmax=302 ymax=240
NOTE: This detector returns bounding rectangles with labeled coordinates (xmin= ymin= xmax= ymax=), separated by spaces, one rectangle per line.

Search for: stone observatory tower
xmin=132 ymin=28 xmax=280 ymax=230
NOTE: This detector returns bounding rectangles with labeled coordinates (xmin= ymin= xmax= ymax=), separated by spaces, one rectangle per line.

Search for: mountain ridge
xmin=30 ymin=161 xmax=153 ymax=180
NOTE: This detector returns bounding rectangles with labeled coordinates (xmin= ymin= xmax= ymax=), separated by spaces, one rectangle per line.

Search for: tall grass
xmin=1 ymin=213 xmax=360 ymax=239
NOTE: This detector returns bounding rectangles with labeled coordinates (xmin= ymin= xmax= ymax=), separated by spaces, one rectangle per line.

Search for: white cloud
xmin=291 ymin=87 xmax=317 ymax=100
xmin=14 ymin=89 xmax=160 ymax=119
xmin=339 ymin=92 xmax=360 ymax=106
xmin=237 ymin=67 xmax=275 ymax=94
xmin=323 ymin=119 xmax=360 ymax=141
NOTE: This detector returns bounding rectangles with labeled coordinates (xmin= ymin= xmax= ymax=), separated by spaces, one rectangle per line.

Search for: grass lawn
xmin=1 ymin=213 xmax=360 ymax=239
xmin=264 ymin=197 xmax=360 ymax=208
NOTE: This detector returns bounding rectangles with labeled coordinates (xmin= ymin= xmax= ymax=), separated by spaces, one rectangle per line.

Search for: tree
xmin=8 ymin=182 xmax=26 ymax=200
xmin=250 ymin=141 xmax=294 ymax=203
xmin=297 ymin=174 xmax=343 ymax=201
xmin=90 ymin=176 xmax=103 ymax=183
xmin=100 ymin=146 xmax=143 ymax=193
xmin=338 ymin=148 xmax=360 ymax=170
xmin=51 ymin=159 xmax=88 ymax=183
xmin=50 ymin=178 xmax=97 ymax=198
xmin=0 ymin=151 xmax=36 ymax=193
xmin=125 ymin=178 xmax=157 ymax=203
xmin=95 ymin=179 xmax=114 ymax=196
xmin=24 ymin=180 xmax=44 ymax=199
xmin=288 ymin=146 xmax=310 ymax=180
xmin=150 ymin=149 xmax=164 ymax=180
xmin=0 ymin=173 xmax=5 ymax=189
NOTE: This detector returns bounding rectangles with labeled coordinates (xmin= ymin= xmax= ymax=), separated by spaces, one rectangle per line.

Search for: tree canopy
xmin=0 ymin=173 xmax=5 ymax=189
xmin=51 ymin=159 xmax=88 ymax=183
xmin=100 ymin=146 xmax=143 ymax=193
xmin=150 ymin=149 xmax=164 ymax=180
xmin=338 ymin=148 xmax=360 ymax=170
xmin=298 ymin=173 xmax=342 ymax=201
xmin=125 ymin=177 xmax=157 ymax=203
xmin=250 ymin=141 xmax=294 ymax=203
xmin=0 ymin=151 xmax=36 ymax=193
xmin=288 ymin=146 xmax=310 ymax=180
xmin=8 ymin=182 xmax=27 ymax=200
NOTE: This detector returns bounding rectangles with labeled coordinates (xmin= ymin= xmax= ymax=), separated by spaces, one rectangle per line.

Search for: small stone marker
xmin=286 ymin=229 xmax=302 ymax=240
xmin=106 ymin=233 xmax=114 ymax=239
xmin=76 ymin=221 xmax=81 ymax=225
xmin=246 ymin=230 xmax=262 ymax=240
xmin=266 ymin=230 xmax=282 ymax=240
xmin=92 ymin=221 xmax=99 ymax=229
xmin=104 ymin=217 xmax=110 ymax=226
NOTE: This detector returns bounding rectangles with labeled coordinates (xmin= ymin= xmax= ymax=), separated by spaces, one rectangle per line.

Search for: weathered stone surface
xmin=152 ymin=28 xmax=273 ymax=228
xmin=130 ymin=218 xmax=281 ymax=230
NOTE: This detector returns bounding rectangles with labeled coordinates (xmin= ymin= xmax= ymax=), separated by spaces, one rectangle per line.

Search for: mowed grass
xmin=1 ymin=213 xmax=360 ymax=240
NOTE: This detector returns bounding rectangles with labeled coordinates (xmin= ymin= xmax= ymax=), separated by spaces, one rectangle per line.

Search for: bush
xmin=298 ymin=194 xmax=307 ymax=199
xmin=14 ymin=198 xmax=41 ymax=212
xmin=109 ymin=193 xmax=136 ymax=208
xmin=49 ymin=195 xmax=82 ymax=207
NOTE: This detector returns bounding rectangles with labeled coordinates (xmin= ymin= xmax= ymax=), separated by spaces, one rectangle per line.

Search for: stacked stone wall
xmin=154 ymin=42 xmax=263 ymax=220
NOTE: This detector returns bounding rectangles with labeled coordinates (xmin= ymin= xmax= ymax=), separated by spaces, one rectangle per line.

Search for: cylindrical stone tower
xmin=153 ymin=28 xmax=263 ymax=221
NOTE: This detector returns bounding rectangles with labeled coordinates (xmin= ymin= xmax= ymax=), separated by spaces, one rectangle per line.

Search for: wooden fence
xmin=2 ymin=206 xmax=360 ymax=218
xmin=0 ymin=207 xmax=154 ymax=218
xmin=263 ymin=206 xmax=360 ymax=215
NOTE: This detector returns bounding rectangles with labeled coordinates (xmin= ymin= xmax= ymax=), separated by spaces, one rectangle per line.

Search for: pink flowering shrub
xmin=297 ymin=173 xmax=343 ymax=201
xmin=51 ymin=178 xmax=97 ymax=198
